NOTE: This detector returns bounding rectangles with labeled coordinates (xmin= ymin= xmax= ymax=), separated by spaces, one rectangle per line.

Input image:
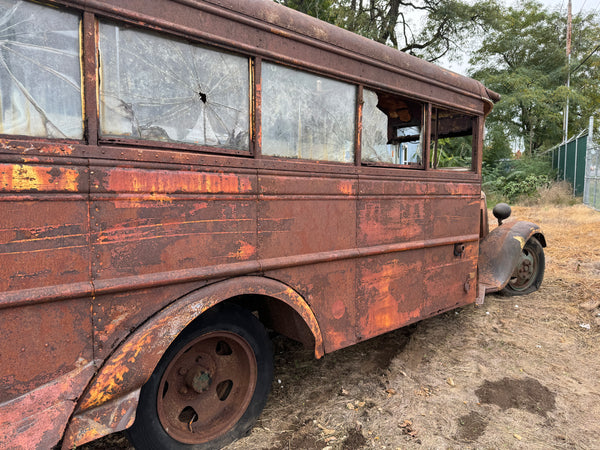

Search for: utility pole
xmin=563 ymin=0 xmax=572 ymax=144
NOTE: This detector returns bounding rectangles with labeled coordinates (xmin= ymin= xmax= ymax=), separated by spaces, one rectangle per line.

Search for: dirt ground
xmin=81 ymin=204 xmax=600 ymax=449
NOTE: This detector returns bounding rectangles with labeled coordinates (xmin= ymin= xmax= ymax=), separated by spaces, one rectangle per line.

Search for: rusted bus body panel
xmin=261 ymin=169 xmax=482 ymax=349
xmin=355 ymin=174 xmax=480 ymax=340
xmin=0 ymin=146 xmax=93 ymax=437
xmin=0 ymin=158 xmax=90 ymax=294
xmin=0 ymin=0 xmax=504 ymax=448
xmin=0 ymin=169 xmax=93 ymax=449
xmin=88 ymin=162 xmax=260 ymax=359
xmin=0 ymin=157 xmax=485 ymax=448
xmin=258 ymin=169 xmax=358 ymax=352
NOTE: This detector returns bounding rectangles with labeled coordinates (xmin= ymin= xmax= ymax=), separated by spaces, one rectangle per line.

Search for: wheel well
xmin=533 ymin=232 xmax=547 ymax=247
xmin=213 ymin=295 xmax=316 ymax=350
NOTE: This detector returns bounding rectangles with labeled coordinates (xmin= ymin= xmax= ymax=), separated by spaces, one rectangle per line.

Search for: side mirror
xmin=492 ymin=203 xmax=511 ymax=226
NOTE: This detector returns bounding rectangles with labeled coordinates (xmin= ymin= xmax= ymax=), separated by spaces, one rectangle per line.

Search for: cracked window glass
xmin=262 ymin=63 xmax=355 ymax=163
xmin=362 ymin=89 xmax=423 ymax=166
xmin=99 ymin=23 xmax=250 ymax=151
xmin=0 ymin=0 xmax=82 ymax=139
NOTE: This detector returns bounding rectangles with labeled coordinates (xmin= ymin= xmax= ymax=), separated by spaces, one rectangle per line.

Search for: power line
xmin=571 ymin=43 xmax=600 ymax=73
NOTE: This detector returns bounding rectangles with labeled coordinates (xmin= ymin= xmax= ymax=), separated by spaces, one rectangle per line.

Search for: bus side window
xmin=361 ymin=89 xmax=424 ymax=167
xmin=430 ymin=107 xmax=475 ymax=170
xmin=98 ymin=22 xmax=250 ymax=151
xmin=0 ymin=1 xmax=82 ymax=139
xmin=261 ymin=62 xmax=356 ymax=163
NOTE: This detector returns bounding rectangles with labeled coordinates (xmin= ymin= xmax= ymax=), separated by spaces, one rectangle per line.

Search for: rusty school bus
xmin=0 ymin=0 xmax=547 ymax=448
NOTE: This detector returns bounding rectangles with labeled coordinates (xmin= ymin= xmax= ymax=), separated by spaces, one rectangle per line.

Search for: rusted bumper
xmin=478 ymin=220 xmax=546 ymax=293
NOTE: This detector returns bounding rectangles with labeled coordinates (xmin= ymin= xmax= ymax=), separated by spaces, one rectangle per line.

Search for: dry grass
xmin=521 ymin=181 xmax=579 ymax=207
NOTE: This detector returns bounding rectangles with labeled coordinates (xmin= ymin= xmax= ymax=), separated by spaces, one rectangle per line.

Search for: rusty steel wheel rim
xmin=508 ymin=246 xmax=538 ymax=292
xmin=156 ymin=331 xmax=258 ymax=444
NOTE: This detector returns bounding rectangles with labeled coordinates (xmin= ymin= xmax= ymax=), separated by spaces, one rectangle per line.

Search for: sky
xmin=437 ymin=0 xmax=599 ymax=75
xmin=535 ymin=0 xmax=599 ymax=14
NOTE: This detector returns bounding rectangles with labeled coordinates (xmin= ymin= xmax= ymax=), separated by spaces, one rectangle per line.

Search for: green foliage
xmin=470 ymin=1 xmax=600 ymax=154
xmin=482 ymin=156 xmax=556 ymax=203
xmin=273 ymin=0 xmax=336 ymax=21
xmin=483 ymin=127 xmax=512 ymax=166
xmin=436 ymin=136 xmax=472 ymax=167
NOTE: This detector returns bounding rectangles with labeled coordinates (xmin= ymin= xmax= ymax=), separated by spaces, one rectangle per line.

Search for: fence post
xmin=574 ymin=137 xmax=578 ymax=196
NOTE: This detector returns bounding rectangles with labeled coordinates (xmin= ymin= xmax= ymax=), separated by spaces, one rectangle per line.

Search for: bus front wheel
xmin=501 ymin=237 xmax=545 ymax=296
xmin=128 ymin=303 xmax=273 ymax=449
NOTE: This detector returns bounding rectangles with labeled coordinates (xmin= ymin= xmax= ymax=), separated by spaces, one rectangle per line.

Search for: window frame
xmin=0 ymin=1 xmax=85 ymax=143
xmin=258 ymin=58 xmax=359 ymax=165
xmin=94 ymin=19 xmax=256 ymax=157
xmin=359 ymin=86 xmax=428 ymax=170
xmin=429 ymin=104 xmax=480 ymax=173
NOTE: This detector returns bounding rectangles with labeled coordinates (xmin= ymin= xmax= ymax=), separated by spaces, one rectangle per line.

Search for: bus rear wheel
xmin=128 ymin=303 xmax=273 ymax=449
xmin=501 ymin=237 xmax=545 ymax=296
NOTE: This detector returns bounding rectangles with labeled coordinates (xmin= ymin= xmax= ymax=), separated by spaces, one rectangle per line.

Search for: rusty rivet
xmin=179 ymin=387 xmax=188 ymax=395
xmin=179 ymin=367 xmax=188 ymax=376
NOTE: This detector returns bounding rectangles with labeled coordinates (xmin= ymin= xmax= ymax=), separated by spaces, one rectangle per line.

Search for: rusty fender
xmin=478 ymin=221 xmax=546 ymax=293
xmin=62 ymin=276 xmax=323 ymax=448
xmin=0 ymin=362 xmax=95 ymax=450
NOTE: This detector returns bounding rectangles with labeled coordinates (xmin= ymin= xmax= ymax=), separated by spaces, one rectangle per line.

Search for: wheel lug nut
xmin=179 ymin=386 xmax=188 ymax=395
xmin=179 ymin=367 xmax=187 ymax=376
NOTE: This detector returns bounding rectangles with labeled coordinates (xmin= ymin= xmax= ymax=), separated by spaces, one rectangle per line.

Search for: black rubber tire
xmin=127 ymin=303 xmax=273 ymax=449
xmin=501 ymin=237 xmax=545 ymax=296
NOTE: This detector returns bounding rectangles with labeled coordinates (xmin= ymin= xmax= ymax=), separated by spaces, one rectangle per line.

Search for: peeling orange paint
xmin=337 ymin=180 xmax=353 ymax=195
xmin=0 ymin=164 xmax=79 ymax=192
xmin=81 ymin=331 xmax=153 ymax=409
xmin=37 ymin=144 xmax=75 ymax=156
xmin=228 ymin=240 xmax=256 ymax=260
xmin=104 ymin=168 xmax=253 ymax=195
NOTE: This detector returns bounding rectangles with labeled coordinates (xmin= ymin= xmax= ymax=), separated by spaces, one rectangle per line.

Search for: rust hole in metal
xmin=216 ymin=380 xmax=233 ymax=401
xmin=216 ymin=340 xmax=232 ymax=355
xmin=178 ymin=406 xmax=198 ymax=424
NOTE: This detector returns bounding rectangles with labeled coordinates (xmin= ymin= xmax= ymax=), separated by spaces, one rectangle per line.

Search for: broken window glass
xmin=430 ymin=107 xmax=474 ymax=170
xmin=98 ymin=23 xmax=250 ymax=151
xmin=0 ymin=0 xmax=82 ymax=139
xmin=362 ymin=89 xmax=423 ymax=166
xmin=262 ymin=63 xmax=355 ymax=163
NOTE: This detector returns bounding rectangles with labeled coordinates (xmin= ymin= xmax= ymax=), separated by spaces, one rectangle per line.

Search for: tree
xmin=274 ymin=0 xmax=500 ymax=62
xmin=470 ymin=1 xmax=600 ymax=156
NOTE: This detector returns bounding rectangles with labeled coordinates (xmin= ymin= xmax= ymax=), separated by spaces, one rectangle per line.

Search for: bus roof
xmin=74 ymin=0 xmax=499 ymax=114
xmin=209 ymin=0 xmax=500 ymax=110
